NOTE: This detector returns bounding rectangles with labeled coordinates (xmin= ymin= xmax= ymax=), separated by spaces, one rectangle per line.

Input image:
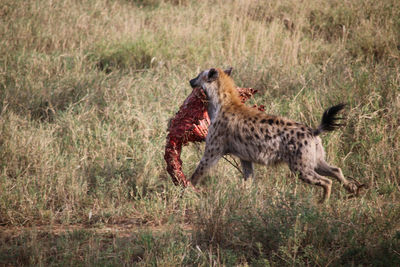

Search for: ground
xmin=1 ymin=0 xmax=399 ymax=265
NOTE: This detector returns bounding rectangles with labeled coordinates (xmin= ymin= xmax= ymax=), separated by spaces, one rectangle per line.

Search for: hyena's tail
xmin=313 ymin=103 xmax=346 ymax=136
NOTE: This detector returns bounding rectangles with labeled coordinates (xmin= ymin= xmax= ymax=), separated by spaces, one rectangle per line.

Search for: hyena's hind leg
xmin=240 ymin=159 xmax=254 ymax=181
xmin=315 ymin=160 xmax=360 ymax=194
xmin=290 ymin=162 xmax=333 ymax=203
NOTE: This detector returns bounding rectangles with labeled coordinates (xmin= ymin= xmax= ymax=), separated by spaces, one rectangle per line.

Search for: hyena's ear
xmin=224 ymin=67 xmax=233 ymax=76
xmin=207 ymin=68 xmax=218 ymax=81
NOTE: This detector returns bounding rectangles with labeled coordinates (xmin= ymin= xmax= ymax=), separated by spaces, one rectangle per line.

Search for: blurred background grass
xmin=0 ymin=0 xmax=399 ymax=265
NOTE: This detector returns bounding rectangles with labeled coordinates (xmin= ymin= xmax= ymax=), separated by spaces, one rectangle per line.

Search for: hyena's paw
xmin=345 ymin=182 xmax=358 ymax=194
xmin=345 ymin=179 xmax=366 ymax=198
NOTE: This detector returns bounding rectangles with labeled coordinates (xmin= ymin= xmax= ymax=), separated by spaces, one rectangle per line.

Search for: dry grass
xmin=1 ymin=0 xmax=399 ymax=265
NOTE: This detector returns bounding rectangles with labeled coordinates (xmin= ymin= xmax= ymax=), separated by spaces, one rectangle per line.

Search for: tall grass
xmin=1 ymin=0 xmax=399 ymax=265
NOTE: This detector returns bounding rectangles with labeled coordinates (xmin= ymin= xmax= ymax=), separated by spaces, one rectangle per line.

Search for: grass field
xmin=1 ymin=0 xmax=399 ymax=265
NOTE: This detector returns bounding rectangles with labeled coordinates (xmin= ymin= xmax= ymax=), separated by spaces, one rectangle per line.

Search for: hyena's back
xmin=215 ymin=108 xmax=319 ymax=167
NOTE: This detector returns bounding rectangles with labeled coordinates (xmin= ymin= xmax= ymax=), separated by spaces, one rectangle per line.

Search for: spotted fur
xmin=189 ymin=68 xmax=359 ymax=203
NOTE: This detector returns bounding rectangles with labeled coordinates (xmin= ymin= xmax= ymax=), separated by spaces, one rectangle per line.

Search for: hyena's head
xmin=189 ymin=67 xmax=233 ymax=101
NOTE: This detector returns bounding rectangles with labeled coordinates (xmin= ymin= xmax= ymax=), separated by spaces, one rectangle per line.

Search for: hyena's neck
xmin=207 ymin=89 xmax=234 ymax=122
xmin=206 ymin=74 xmax=243 ymax=122
xmin=208 ymin=93 xmax=242 ymax=122
xmin=215 ymin=80 xmax=243 ymax=114
xmin=204 ymin=83 xmax=222 ymax=122
xmin=207 ymin=100 xmax=220 ymax=122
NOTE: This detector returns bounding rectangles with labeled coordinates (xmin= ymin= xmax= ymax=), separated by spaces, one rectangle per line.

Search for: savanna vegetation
xmin=0 ymin=0 xmax=399 ymax=265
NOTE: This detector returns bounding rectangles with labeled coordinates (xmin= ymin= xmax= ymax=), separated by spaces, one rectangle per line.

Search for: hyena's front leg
xmin=190 ymin=146 xmax=222 ymax=186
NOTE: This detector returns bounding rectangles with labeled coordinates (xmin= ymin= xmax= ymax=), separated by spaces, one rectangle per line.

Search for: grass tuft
xmin=88 ymin=39 xmax=155 ymax=73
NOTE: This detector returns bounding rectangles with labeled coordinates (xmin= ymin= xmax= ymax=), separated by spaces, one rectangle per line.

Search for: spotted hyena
xmin=189 ymin=67 xmax=362 ymax=203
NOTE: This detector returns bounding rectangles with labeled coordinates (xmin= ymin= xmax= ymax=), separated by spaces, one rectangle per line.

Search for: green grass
xmin=1 ymin=0 xmax=400 ymax=265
